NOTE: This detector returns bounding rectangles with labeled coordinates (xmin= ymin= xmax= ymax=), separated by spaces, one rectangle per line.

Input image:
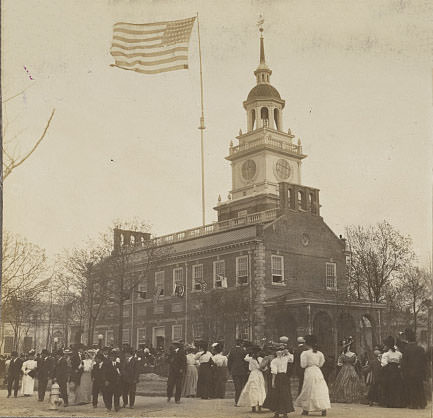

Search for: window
xmin=238 ymin=210 xmax=247 ymax=218
xmin=122 ymin=328 xmax=130 ymax=344
xmin=155 ymin=271 xmax=165 ymax=297
xmin=3 ymin=336 xmax=14 ymax=353
xmin=236 ymin=256 xmax=249 ymax=285
xmin=172 ymin=267 xmax=184 ymax=295
xmin=153 ymin=304 xmax=164 ymax=314
xmin=192 ymin=264 xmax=204 ymax=291
xmin=136 ymin=328 xmax=146 ymax=349
xmin=213 ymin=260 xmax=226 ymax=288
xmin=137 ymin=281 xmax=148 ymax=300
xmin=271 ymin=255 xmax=284 ymax=284
xmin=326 ymin=263 xmax=337 ymax=289
xmin=236 ymin=323 xmax=250 ymax=340
xmin=193 ymin=323 xmax=204 ymax=339
xmin=172 ymin=324 xmax=183 ymax=340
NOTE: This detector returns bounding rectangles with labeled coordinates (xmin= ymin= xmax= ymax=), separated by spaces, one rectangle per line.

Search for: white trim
xmin=236 ymin=255 xmax=249 ymax=286
xmin=192 ymin=264 xmax=204 ymax=292
xmin=213 ymin=260 xmax=225 ymax=288
xmin=172 ymin=267 xmax=184 ymax=295
xmin=271 ymin=254 xmax=284 ymax=285
xmin=155 ymin=271 xmax=165 ymax=297
xmin=136 ymin=327 xmax=146 ymax=349
xmin=325 ymin=262 xmax=337 ymax=290
xmin=171 ymin=324 xmax=183 ymax=340
xmin=152 ymin=326 xmax=165 ymax=348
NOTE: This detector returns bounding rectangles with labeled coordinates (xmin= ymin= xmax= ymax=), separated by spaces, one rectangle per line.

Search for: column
xmin=253 ymin=242 xmax=266 ymax=344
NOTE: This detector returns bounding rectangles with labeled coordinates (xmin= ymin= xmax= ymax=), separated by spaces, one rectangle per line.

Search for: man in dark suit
xmin=91 ymin=353 xmax=105 ymax=408
xmin=7 ymin=351 xmax=23 ymax=398
xmin=121 ymin=348 xmax=141 ymax=408
xmin=401 ymin=328 xmax=427 ymax=409
xmin=166 ymin=340 xmax=187 ymax=404
xmin=53 ymin=349 xmax=69 ymax=406
xmin=102 ymin=350 xmax=122 ymax=411
xmin=293 ymin=336 xmax=309 ymax=394
xmin=37 ymin=349 xmax=53 ymax=401
xmin=227 ymin=339 xmax=248 ymax=406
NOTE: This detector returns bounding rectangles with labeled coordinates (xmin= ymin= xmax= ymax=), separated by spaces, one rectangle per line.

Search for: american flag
xmin=110 ymin=17 xmax=196 ymax=75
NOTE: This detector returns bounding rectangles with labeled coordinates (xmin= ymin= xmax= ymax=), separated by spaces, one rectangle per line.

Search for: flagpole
xmin=196 ymin=12 xmax=206 ymax=226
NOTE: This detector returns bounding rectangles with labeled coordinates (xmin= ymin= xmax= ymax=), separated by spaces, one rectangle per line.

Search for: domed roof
xmin=247 ymin=84 xmax=281 ymax=102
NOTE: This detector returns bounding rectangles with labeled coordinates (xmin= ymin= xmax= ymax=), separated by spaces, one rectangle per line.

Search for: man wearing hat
xmin=37 ymin=349 xmax=53 ymax=401
xmin=227 ymin=339 xmax=249 ymax=406
xmin=166 ymin=340 xmax=187 ymax=403
xmin=120 ymin=348 xmax=140 ymax=408
xmin=7 ymin=351 xmax=23 ymax=398
xmin=294 ymin=336 xmax=309 ymax=395
xmin=52 ymin=349 xmax=69 ymax=406
xmin=91 ymin=353 xmax=106 ymax=408
xmin=102 ymin=350 xmax=122 ymax=411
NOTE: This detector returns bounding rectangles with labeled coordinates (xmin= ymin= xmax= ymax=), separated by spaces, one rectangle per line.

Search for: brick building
xmin=92 ymin=31 xmax=385 ymax=357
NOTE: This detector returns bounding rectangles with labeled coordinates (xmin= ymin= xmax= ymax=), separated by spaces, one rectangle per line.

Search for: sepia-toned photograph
xmin=1 ymin=1 xmax=432 ymax=417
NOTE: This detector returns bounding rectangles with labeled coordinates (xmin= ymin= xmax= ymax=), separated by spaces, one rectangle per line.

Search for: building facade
xmin=93 ymin=31 xmax=385 ymax=357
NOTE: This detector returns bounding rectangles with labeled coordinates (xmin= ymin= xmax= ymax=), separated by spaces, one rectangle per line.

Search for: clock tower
xmin=215 ymin=23 xmax=315 ymax=221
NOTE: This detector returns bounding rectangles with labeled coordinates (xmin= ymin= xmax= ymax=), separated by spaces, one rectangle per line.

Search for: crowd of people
xmin=0 ymin=328 xmax=429 ymax=416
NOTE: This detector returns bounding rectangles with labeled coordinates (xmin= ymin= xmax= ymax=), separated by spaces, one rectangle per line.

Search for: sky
xmin=3 ymin=0 xmax=432 ymax=265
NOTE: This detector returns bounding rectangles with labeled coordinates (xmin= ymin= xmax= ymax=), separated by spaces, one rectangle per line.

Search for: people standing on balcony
xmin=21 ymin=350 xmax=37 ymax=397
xmin=182 ymin=345 xmax=199 ymax=398
xmin=401 ymin=329 xmax=427 ymax=409
xmin=166 ymin=340 xmax=187 ymax=404
xmin=227 ymin=339 xmax=249 ymax=406
xmin=237 ymin=346 xmax=266 ymax=413
xmin=195 ymin=342 xmax=214 ymax=399
xmin=7 ymin=351 xmax=23 ymax=398
xmin=295 ymin=334 xmax=330 ymax=416
xmin=330 ymin=337 xmax=363 ymax=403
xmin=212 ymin=343 xmax=228 ymax=398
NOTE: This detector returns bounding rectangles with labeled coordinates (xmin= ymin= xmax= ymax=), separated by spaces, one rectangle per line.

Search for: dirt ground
xmin=0 ymin=391 xmax=431 ymax=418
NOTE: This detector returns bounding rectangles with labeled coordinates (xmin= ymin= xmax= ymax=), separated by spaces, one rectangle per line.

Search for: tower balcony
xmin=227 ymin=129 xmax=306 ymax=161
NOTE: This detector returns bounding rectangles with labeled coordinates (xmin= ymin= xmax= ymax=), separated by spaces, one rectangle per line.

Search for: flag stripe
xmin=110 ymin=17 xmax=195 ymax=75
xmin=111 ymin=46 xmax=188 ymax=58
xmin=111 ymin=64 xmax=188 ymax=75
xmin=114 ymin=55 xmax=187 ymax=67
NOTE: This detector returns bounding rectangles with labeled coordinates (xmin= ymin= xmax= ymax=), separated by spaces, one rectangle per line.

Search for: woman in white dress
xmin=295 ymin=335 xmax=331 ymax=416
xmin=75 ymin=351 xmax=94 ymax=404
xmin=21 ymin=351 xmax=37 ymax=396
xmin=182 ymin=346 xmax=199 ymax=397
xmin=237 ymin=347 xmax=266 ymax=413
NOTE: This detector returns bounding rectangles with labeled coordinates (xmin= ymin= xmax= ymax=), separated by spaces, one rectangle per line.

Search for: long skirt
xmin=237 ymin=369 xmax=266 ymax=408
xmin=405 ymin=376 xmax=427 ymax=409
xmin=295 ymin=365 xmax=331 ymax=412
xmin=196 ymin=363 xmax=212 ymax=399
xmin=75 ymin=371 xmax=92 ymax=404
xmin=182 ymin=365 xmax=198 ymax=397
xmin=381 ymin=364 xmax=405 ymax=408
xmin=330 ymin=363 xmax=362 ymax=403
xmin=263 ymin=373 xmax=294 ymax=414
xmin=213 ymin=366 xmax=227 ymax=399
xmin=21 ymin=375 xmax=35 ymax=395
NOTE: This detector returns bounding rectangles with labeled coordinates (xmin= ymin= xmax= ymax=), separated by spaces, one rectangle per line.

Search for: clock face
xmin=275 ymin=159 xmax=291 ymax=180
xmin=241 ymin=159 xmax=256 ymax=181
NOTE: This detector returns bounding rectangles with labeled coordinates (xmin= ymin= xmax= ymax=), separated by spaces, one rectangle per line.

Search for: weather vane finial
xmin=257 ymin=13 xmax=264 ymax=37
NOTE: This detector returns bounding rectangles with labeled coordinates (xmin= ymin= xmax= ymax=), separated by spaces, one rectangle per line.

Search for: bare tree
xmin=398 ymin=267 xmax=432 ymax=333
xmin=2 ymin=231 xmax=48 ymax=305
xmin=345 ymin=220 xmax=414 ymax=303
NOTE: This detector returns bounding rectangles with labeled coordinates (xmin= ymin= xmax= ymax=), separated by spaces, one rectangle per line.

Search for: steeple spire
xmin=255 ymin=14 xmax=271 ymax=85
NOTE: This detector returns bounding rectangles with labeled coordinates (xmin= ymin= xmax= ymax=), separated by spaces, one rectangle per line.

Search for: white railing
xmin=152 ymin=208 xmax=278 ymax=246
xmin=230 ymin=136 xmax=302 ymax=156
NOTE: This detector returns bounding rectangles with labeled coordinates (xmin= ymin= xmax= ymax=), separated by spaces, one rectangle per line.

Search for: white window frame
xmin=192 ymin=264 xmax=204 ymax=292
xmin=213 ymin=260 xmax=226 ymax=288
xmin=155 ymin=271 xmax=165 ymax=297
xmin=136 ymin=328 xmax=146 ymax=349
xmin=172 ymin=324 xmax=183 ymax=341
xmin=172 ymin=267 xmax=184 ymax=295
xmin=136 ymin=282 xmax=148 ymax=300
xmin=122 ymin=328 xmax=130 ymax=344
xmin=326 ymin=262 xmax=337 ymax=290
xmin=192 ymin=322 xmax=204 ymax=340
xmin=271 ymin=255 xmax=284 ymax=285
xmin=236 ymin=255 xmax=249 ymax=286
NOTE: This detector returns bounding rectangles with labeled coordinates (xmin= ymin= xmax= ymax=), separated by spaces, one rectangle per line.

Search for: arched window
xmin=261 ymin=107 xmax=269 ymax=127
xmin=251 ymin=109 xmax=256 ymax=130
xmin=130 ymin=235 xmax=135 ymax=245
xmin=298 ymin=190 xmax=306 ymax=210
xmin=274 ymin=108 xmax=279 ymax=130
